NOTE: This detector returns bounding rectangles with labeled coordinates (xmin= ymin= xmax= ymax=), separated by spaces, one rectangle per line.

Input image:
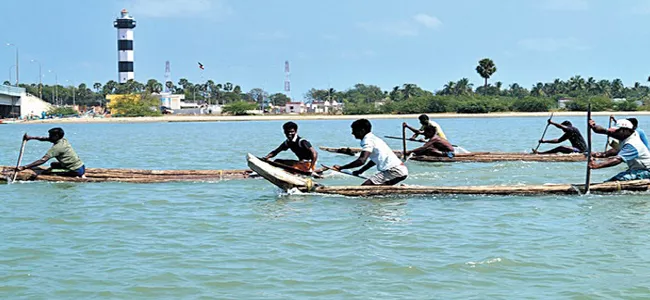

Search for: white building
xmin=0 ymin=85 xmax=52 ymax=118
xmin=285 ymin=101 xmax=305 ymax=114
xmin=153 ymin=92 xmax=185 ymax=110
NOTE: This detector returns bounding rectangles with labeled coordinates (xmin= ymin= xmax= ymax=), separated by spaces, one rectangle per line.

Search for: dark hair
xmin=48 ymin=127 xmax=65 ymax=140
xmin=282 ymin=121 xmax=298 ymax=131
xmin=561 ymin=121 xmax=572 ymax=126
xmin=418 ymin=114 xmax=429 ymax=122
xmin=351 ymin=119 xmax=371 ymax=132
xmin=628 ymin=118 xmax=639 ymax=130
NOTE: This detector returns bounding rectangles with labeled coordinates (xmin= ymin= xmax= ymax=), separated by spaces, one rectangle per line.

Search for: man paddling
xmin=332 ymin=119 xmax=408 ymax=185
xmin=264 ymin=121 xmax=318 ymax=173
xmin=608 ymin=116 xmax=649 ymax=151
xmin=16 ymin=127 xmax=86 ymax=177
xmin=404 ymin=114 xmax=448 ymax=141
xmin=404 ymin=125 xmax=454 ymax=157
xmin=588 ymin=119 xmax=650 ymax=181
xmin=532 ymin=120 xmax=587 ymax=154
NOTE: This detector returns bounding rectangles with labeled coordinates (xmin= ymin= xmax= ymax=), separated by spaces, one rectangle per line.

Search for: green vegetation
xmin=109 ymin=93 xmax=161 ymax=117
xmin=5 ymin=57 xmax=650 ymax=115
xmin=47 ymin=106 xmax=78 ymax=116
xmin=222 ymin=101 xmax=259 ymax=115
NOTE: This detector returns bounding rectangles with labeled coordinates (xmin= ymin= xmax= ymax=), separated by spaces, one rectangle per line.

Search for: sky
xmin=2 ymin=0 xmax=650 ymax=99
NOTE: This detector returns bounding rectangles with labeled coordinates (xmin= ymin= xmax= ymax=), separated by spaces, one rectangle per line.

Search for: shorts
xmin=50 ymin=162 xmax=85 ymax=177
xmin=369 ymin=164 xmax=409 ymax=185
xmin=607 ymin=169 xmax=650 ymax=182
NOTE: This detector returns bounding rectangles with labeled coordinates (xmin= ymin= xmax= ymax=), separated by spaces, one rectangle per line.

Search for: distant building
xmin=557 ymin=97 xmax=572 ymax=109
xmin=285 ymin=101 xmax=305 ymax=114
xmin=0 ymin=85 xmax=52 ymax=118
xmin=153 ymin=92 xmax=185 ymax=110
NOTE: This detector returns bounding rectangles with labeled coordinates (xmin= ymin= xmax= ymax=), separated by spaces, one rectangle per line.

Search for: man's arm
xmin=25 ymin=135 xmax=50 ymax=142
xmin=592 ymin=148 xmax=619 ymax=158
xmin=403 ymin=123 xmax=423 ymax=139
xmin=18 ymin=154 xmax=51 ymax=171
xmin=540 ymin=136 xmax=562 ymax=144
xmin=333 ymin=151 xmax=370 ymax=171
xmin=588 ymin=156 xmax=623 ymax=169
xmin=549 ymin=120 xmax=567 ymax=131
xmin=353 ymin=160 xmax=376 ymax=175
xmin=263 ymin=143 xmax=287 ymax=160
xmin=308 ymin=146 xmax=318 ymax=171
xmin=589 ymin=119 xmax=609 ymax=135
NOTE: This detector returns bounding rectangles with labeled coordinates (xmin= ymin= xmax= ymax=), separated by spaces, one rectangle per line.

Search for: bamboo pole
xmin=11 ymin=134 xmax=27 ymax=183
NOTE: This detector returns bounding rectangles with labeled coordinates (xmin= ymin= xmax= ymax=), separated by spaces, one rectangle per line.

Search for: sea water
xmin=1 ymin=116 xmax=649 ymax=299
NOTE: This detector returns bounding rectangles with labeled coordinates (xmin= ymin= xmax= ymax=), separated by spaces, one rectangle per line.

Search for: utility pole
xmin=30 ymin=59 xmax=42 ymax=99
xmin=49 ymin=70 xmax=58 ymax=105
xmin=6 ymin=43 xmax=18 ymax=86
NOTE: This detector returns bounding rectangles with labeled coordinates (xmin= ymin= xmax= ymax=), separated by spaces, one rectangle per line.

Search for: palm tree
xmin=224 ymin=82 xmax=233 ymax=92
xmin=455 ymin=78 xmax=473 ymax=95
xmin=441 ymin=81 xmax=455 ymax=95
xmin=165 ymin=81 xmax=175 ymax=93
xmin=402 ymin=83 xmax=417 ymax=99
xmin=531 ymin=82 xmax=545 ymax=97
xmin=475 ymin=58 xmax=497 ymax=94
xmin=93 ymin=82 xmax=102 ymax=93
xmin=103 ymin=80 xmax=117 ymax=95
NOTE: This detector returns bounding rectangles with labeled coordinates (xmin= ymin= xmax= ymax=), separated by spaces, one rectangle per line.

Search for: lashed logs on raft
xmin=0 ymin=166 xmax=256 ymax=183
xmin=302 ymin=180 xmax=650 ymax=196
xmin=318 ymin=146 xmax=585 ymax=162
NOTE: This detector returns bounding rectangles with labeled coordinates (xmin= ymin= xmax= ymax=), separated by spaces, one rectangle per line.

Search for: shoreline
xmin=14 ymin=111 xmax=650 ymax=124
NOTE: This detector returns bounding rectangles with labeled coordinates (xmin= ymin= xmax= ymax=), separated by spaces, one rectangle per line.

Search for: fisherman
xmin=532 ymin=120 xmax=587 ymax=154
xmin=264 ymin=121 xmax=318 ymax=173
xmin=403 ymin=125 xmax=454 ymax=157
xmin=332 ymin=119 xmax=408 ymax=185
xmin=589 ymin=119 xmax=650 ymax=181
xmin=16 ymin=127 xmax=86 ymax=177
xmin=404 ymin=114 xmax=448 ymax=141
xmin=608 ymin=116 xmax=649 ymax=151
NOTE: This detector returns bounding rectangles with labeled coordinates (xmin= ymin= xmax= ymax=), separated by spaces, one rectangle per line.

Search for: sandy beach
xmin=14 ymin=111 xmax=650 ymax=124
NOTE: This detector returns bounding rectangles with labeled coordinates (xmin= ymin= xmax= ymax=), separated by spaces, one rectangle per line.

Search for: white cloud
xmin=413 ymin=13 xmax=442 ymax=29
xmin=517 ymin=37 xmax=589 ymax=52
xmin=540 ymin=0 xmax=588 ymax=11
xmin=126 ymin=0 xmax=233 ymax=18
xmin=255 ymin=31 xmax=289 ymax=40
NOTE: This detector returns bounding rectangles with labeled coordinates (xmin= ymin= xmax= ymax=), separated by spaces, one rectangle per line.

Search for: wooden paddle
xmin=534 ymin=112 xmax=554 ymax=153
xmin=258 ymin=157 xmax=323 ymax=179
xmin=585 ymin=103 xmax=592 ymax=194
xmin=384 ymin=136 xmax=461 ymax=148
xmin=604 ymin=115 xmax=613 ymax=152
xmin=402 ymin=125 xmax=407 ymax=162
xmin=321 ymin=164 xmax=368 ymax=179
xmin=11 ymin=133 xmax=28 ymax=183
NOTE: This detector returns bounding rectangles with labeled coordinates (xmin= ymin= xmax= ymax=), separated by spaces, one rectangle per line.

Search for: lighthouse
xmin=113 ymin=9 xmax=136 ymax=83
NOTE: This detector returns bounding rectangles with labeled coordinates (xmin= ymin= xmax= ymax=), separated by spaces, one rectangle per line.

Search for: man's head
xmin=351 ymin=119 xmax=372 ymax=140
xmin=610 ymin=119 xmax=635 ymax=140
xmin=628 ymin=118 xmax=639 ymax=130
xmin=561 ymin=120 xmax=572 ymax=126
xmin=282 ymin=121 xmax=298 ymax=140
xmin=418 ymin=114 xmax=429 ymax=125
xmin=423 ymin=124 xmax=437 ymax=139
xmin=48 ymin=127 xmax=64 ymax=143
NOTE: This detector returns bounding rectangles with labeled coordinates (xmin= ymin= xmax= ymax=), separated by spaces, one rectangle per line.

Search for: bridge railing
xmin=0 ymin=85 xmax=26 ymax=97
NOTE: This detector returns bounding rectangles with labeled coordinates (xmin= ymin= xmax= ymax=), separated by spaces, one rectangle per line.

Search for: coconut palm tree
xmin=475 ymin=58 xmax=497 ymax=94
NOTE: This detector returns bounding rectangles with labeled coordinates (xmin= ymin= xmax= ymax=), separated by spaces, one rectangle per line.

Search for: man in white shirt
xmin=333 ymin=119 xmax=408 ymax=185
xmin=589 ymin=119 xmax=650 ymax=181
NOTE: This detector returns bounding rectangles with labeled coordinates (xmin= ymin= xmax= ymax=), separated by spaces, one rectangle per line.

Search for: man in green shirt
xmin=17 ymin=127 xmax=86 ymax=177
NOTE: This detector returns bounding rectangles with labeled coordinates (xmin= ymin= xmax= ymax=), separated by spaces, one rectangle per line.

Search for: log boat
xmin=318 ymin=146 xmax=586 ymax=162
xmin=1 ymin=166 xmax=257 ymax=183
xmin=247 ymin=153 xmax=649 ymax=196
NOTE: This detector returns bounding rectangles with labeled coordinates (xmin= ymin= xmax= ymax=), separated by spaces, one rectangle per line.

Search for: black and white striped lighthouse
xmin=113 ymin=9 xmax=136 ymax=83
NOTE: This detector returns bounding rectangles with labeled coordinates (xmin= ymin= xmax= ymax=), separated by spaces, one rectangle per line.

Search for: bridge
xmin=0 ymin=85 xmax=52 ymax=119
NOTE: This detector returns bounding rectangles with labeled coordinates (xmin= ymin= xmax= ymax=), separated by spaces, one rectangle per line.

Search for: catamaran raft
xmin=319 ymin=146 xmax=586 ymax=162
xmin=246 ymin=154 xmax=649 ymax=196
xmin=1 ymin=166 xmax=256 ymax=183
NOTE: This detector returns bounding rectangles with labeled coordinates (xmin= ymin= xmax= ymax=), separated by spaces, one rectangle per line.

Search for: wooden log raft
xmin=318 ymin=146 xmax=585 ymax=162
xmin=0 ymin=166 xmax=256 ymax=183
xmin=300 ymin=180 xmax=650 ymax=196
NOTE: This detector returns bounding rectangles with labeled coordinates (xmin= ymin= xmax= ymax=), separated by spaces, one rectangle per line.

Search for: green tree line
xmin=4 ymin=58 xmax=650 ymax=114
